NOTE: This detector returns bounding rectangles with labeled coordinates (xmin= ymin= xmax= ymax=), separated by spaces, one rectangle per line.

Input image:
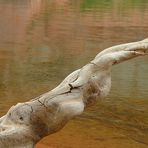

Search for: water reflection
xmin=0 ymin=0 xmax=148 ymax=147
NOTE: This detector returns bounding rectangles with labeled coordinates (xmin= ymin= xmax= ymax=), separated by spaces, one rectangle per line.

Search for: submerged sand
xmin=35 ymin=118 xmax=148 ymax=148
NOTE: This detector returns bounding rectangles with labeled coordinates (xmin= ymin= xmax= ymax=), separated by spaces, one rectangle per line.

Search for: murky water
xmin=0 ymin=0 xmax=148 ymax=148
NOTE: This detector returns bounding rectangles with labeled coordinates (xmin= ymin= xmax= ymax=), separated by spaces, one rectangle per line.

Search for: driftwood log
xmin=0 ymin=39 xmax=148 ymax=148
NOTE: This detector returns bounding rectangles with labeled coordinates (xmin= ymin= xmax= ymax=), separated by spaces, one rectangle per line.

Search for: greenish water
xmin=0 ymin=0 xmax=148 ymax=147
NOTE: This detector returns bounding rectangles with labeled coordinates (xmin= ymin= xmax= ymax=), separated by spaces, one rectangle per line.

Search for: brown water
xmin=0 ymin=0 xmax=148 ymax=148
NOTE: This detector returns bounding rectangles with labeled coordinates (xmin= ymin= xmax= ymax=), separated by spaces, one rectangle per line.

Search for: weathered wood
xmin=0 ymin=39 xmax=148 ymax=148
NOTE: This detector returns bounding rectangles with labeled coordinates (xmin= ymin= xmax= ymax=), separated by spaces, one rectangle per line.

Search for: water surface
xmin=0 ymin=0 xmax=148 ymax=147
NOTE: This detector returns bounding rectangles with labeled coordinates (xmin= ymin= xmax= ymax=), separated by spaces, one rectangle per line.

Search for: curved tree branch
xmin=0 ymin=39 xmax=148 ymax=148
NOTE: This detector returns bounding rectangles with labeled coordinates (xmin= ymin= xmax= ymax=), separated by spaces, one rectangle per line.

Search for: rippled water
xmin=0 ymin=0 xmax=148 ymax=148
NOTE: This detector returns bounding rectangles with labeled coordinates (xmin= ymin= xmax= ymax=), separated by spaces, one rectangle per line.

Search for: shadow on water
xmin=0 ymin=0 xmax=148 ymax=147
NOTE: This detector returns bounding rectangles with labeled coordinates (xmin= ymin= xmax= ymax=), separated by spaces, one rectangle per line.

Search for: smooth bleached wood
xmin=0 ymin=39 xmax=148 ymax=148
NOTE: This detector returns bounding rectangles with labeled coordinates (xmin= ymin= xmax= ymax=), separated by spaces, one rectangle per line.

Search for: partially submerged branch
xmin=0 ymin=39 xmax=148 ymax=148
